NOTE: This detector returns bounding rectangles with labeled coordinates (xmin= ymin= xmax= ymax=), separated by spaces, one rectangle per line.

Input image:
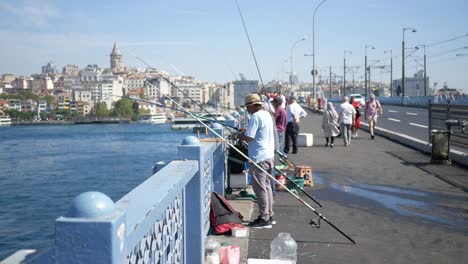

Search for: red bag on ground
xmin=210 ymin=192 xmax=244 ymax=235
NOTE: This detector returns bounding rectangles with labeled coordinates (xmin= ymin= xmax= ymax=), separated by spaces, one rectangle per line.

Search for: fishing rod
xmin=234 ymin=0 xmax=266 ymax=92
xmin=109 ymin=95 xmax=240 ymax=129
xmin=126 ymin=10 xmax=323 ymax=207
xmin=134 ymin=57 xmax=239 ymax=135
xmin=275 ymin=164 xmax=322 ymax=207
xmin=114 ymin=89 xmax=322 ymax=207
xmin=146 ymin=81 xmax=355 ymax=244
xmin=115 ymin=92 xmax=321 ymax=206
xmin=234 ymin=0 xmax=325 ymax=208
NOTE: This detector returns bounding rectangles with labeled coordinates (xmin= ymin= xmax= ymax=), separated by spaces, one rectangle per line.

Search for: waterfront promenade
xmin=243 ymin=110 xmax=468 ymax=263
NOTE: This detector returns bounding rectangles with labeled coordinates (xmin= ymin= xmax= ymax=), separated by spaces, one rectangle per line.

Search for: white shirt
xmin=337 ymin=102 xmax=356 ymax=125
xmin=244 ymin=110 xmax=275 ymax=163
xmin=286 ymin=102 xmax=307 ymax=123
xmin=279 ymin=94 xmax=286 ymax=109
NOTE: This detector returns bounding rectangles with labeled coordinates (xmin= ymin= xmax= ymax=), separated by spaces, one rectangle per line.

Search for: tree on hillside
xmin=112 ymin=98 xmax=134 ymax=119
xmin=95 ymin=102 xmax=110 ymax=117
xmin=0 ymin=91 xmax=39 ymax=102
xmin=4 ymin=109 xmax=34 ymax=121
xmin=45 ymin=95 xmax=56 ymax=108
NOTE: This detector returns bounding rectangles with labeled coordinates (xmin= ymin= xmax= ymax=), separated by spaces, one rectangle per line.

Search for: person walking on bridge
xmin=350 ymin=96 xmax=362 ymax=138
xmin=337 ymin=96 xmax=356 ymax=147
xmin=322 ymin=102 xmax=340 ymax=148
xmin=365 ymin=94 xmax=383 ymax=140
xmin=235 ymin=94 xmax=275 ymax=229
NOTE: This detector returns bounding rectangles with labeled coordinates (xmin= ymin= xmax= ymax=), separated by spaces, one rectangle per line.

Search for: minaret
xmin=110 ymin=42 xmax=122 ymax=72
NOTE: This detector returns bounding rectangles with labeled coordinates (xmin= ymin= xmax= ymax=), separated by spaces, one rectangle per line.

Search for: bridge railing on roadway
xmin=322 ymin=95 xmax=468 ymax=107
xmin=13 ymin=122 xmax=233 ymax=264
xmin=429 ymin=102 xmax=468 ymax=148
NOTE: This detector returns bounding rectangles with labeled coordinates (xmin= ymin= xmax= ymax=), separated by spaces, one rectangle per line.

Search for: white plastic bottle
xmin=270 ymin=232 xmax=297 ymax=264
xmin=205 ymin=237 xmax=220 ymax=264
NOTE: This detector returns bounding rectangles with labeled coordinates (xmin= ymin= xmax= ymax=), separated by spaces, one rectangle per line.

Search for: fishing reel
xmin=309 ymin=218 xmax=321 ymax=228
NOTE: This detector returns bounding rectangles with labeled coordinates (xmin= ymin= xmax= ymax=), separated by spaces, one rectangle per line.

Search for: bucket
xmin=288 ymin=177 xmax=304 ymax=192
xmin=275 ymin=175 xmax=287 ymax=191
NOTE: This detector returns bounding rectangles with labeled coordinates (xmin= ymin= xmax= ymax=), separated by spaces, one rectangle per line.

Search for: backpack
xmin=210 ymin=192 xmax=244 ymax=235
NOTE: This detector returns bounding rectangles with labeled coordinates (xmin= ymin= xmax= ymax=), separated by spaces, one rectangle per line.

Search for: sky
xmin=0 ymin=0 xmax=467 ymax=91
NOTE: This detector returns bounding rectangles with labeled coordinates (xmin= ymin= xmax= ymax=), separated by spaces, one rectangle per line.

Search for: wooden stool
xmin=295 ymin=165 xmax=314 ymax=187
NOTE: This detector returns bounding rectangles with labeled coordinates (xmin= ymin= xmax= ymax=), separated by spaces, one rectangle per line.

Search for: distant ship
xmin=0 ymin=116 xmax=11 ymax=126
xmin=171 ymin=113 xmax=226 ymax=130
xmin=138 ymin=113 xmax=168 ymax=124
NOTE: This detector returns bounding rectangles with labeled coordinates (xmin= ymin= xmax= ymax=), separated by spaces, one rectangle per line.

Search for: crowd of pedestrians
xmin=232 ymin=91 xmax=382 ymax=229
xmin=321 ymin=94 xmax=383 ymax=146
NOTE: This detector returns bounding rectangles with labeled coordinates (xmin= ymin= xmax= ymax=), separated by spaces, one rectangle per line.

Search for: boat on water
xmin=171 ymin=113 xmax=226 ymax=130
xmin=0 ymin=116 xmax=12 ymax=126
xmin=138 ymin=113 xmax=168 ymax=124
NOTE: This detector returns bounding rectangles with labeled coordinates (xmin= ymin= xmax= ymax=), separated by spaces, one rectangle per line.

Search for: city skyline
xmin=0 ymin=0 xmax=467 ymax=92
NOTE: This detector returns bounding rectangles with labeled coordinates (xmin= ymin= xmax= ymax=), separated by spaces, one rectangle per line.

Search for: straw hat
xmin=243 ymin=94 xmax=262 ymax=107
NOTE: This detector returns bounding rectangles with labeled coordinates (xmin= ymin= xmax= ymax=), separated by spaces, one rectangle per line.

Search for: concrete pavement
xmin=244 ymin=111 xmax=468 ymax=263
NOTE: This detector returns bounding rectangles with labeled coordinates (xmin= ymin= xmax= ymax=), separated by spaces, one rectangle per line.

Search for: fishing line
xmin=109 ymin=95 xmax=239 ymax=129
xmin=234 ymin=0 xmax=265 ymax=92
xmin=146 ymin=81 xmax=354 ymax=243
xmin=127 ymin=44 xmax=322 ymax=206
xmin=134 ymin=56 xmax=239 ymax=134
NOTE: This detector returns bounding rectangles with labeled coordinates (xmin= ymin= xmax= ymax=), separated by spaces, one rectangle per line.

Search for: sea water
xmin=0 ymin=123 xmax=191 ymax=260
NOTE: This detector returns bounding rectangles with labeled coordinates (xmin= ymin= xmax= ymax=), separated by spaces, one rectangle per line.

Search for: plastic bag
xmin=220 ymin=245 xmax=240 ymax=264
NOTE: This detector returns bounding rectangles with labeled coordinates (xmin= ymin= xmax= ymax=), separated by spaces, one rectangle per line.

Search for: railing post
xmin=55 ymin=191 xmax=125 ymax=263
xmin=178 ymin=136 xmax=204 ymax=264
xmin=428 ymin=99 xmax=432 ymax=143
xmin=209 ymin=123 xmax=226 ymax=195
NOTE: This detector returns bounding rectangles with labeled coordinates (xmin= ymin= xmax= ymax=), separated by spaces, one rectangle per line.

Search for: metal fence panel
xmin=429 ymin=103 xmax=468 ymax=148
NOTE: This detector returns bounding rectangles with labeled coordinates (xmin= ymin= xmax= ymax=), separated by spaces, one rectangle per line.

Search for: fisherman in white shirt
xmin=284 ymin=95 xmax=307 ymax=154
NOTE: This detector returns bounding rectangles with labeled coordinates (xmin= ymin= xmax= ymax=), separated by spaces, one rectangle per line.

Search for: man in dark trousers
xmin=272 ymin=96 xmax=287 ymax=156
xmin=235 ymin=93 xmax=275 ymax=229
xmin=284 ymin=95 xmax=307 ymax=154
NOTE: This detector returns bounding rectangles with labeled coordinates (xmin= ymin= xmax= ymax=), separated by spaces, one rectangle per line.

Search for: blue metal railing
xmin=11 ymin=124 xmax=232 ymax=264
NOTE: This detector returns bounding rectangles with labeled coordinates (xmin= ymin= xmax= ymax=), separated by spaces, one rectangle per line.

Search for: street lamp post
xmin=329 ymin=66 xmax=332 ymax=98
xmin=312 ymin=0 xmax=328 ymax=100
xmin=402 ymin=27 xmax=417 ymax=97
xmin=415 ymin=45 xmax=427 ymax=96
xmin=365 ymin=45 xmax=375 ymax=99
xmin=290 ymin=37 xmax=307 ymax=89
xmin=384 ymin=50 xmax=393 ymax=96
xmin=344 ymin=50 xmax=352 ymax=96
